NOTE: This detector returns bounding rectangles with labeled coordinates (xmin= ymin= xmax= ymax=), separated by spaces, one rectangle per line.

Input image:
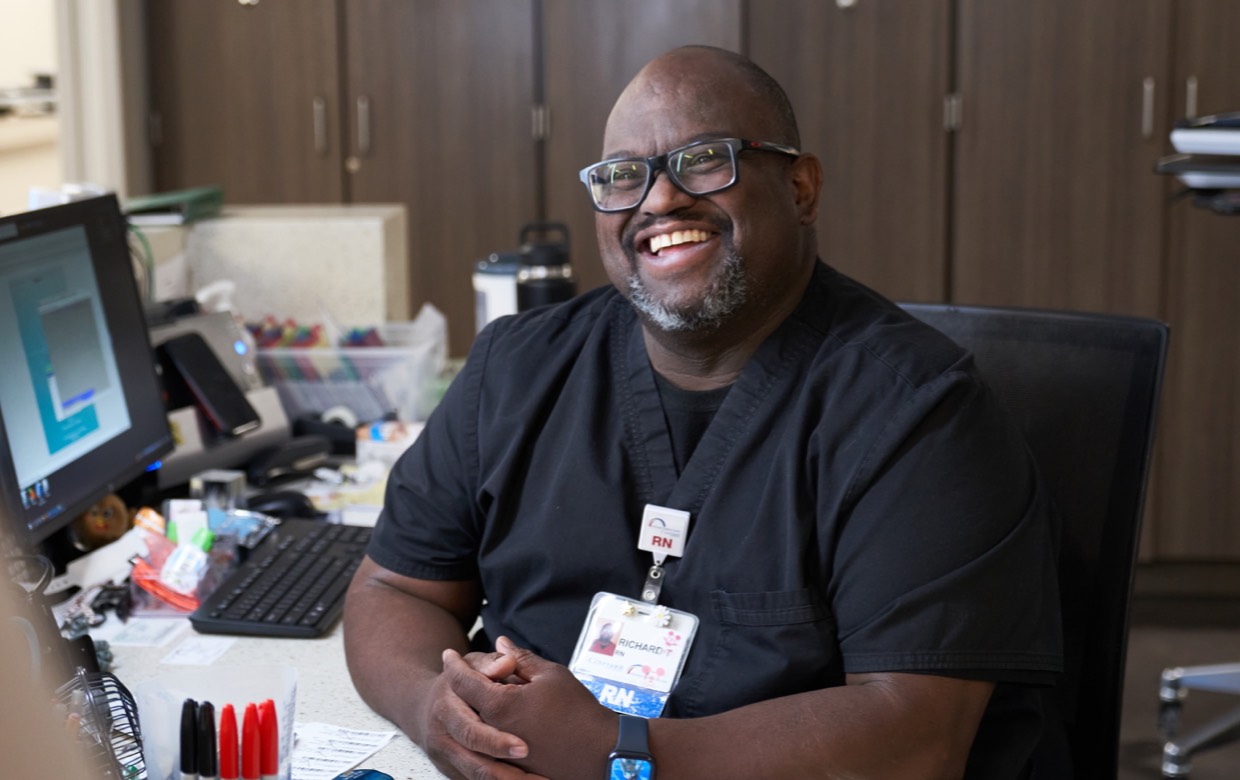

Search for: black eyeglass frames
xmin=578 ymin=138 xmax=800 ymax=213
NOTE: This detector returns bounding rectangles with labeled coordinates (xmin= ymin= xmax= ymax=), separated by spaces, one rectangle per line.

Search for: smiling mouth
xmin=647 ymin=229 xmax=711 ymax=255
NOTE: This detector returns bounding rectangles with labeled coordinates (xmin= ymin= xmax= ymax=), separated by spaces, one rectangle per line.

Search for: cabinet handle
xmin=356 ymin=96 xmax=371 ymax=156
xmin=1141 ymin=77 xmax=1155 ymax=140
xmin=312 ymin=97 xmax=327 ymax=156
xmin=1185 ymin=75 xmax=1198 ymax=120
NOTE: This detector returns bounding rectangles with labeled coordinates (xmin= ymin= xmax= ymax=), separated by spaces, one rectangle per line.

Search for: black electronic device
xmin=245 ymin=489 xmax=324 ymax=520
xmin=190 ymin=518 xmax=370 ymax=637
xmin=246 ymin=434 xmax=332 ymax=486
xmin=157 ymin=331 xmax=261 ymax=437
xmin=0 ymin=195 xmax=174 ymax=558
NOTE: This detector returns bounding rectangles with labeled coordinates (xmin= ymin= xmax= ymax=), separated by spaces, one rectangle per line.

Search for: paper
xmin=159 ymin=633 xmax=237 ymax=665
xmin=94 ymin=616 xmax=187 ymax=647
xmin=291 ymin=722 xmax=398 ymax=779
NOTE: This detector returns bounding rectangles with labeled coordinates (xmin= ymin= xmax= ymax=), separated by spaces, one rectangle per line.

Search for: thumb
xmin=495 ymin=635 xmax=557 ymax=678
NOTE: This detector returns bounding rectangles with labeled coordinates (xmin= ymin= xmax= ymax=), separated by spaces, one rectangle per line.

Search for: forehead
xmin=602 ymin=54 xmax=776 ymax=157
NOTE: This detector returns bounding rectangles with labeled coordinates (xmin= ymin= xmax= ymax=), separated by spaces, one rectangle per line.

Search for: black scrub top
xmin=370 ymin=261 xmax=1063 ymax=774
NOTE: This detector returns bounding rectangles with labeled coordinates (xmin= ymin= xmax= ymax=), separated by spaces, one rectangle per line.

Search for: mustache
xmin=621 ymin=213 xmax=733 ymax=254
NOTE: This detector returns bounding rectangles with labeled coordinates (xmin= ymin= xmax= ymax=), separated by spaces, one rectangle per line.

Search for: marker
xmin=197 ymin=701 xmax=218 ymax=780
xmin=180 ymin=698 xmax=198 ymax=780
xmin=258 ymin=698 xmax=279 ymax=780
xmin=240 ymin=703 xmax=260 ymax=780
xmin=218 ymin=704 xmax=239 ymax=780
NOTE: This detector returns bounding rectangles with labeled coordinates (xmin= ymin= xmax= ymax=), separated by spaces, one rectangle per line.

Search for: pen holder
xmin=131 ymin=664 xmax=296 ymax=780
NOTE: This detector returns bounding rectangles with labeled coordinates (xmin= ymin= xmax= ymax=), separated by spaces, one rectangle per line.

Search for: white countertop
xmin=101 ymin=617 xmax=444 ymax=780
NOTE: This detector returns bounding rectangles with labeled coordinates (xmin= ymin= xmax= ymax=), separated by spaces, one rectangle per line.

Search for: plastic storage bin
xmin=255 ymin=309 xmax=446 ymax=424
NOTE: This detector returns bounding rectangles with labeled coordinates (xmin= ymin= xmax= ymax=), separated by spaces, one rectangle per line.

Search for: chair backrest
xmin=900 ymin=302 xmax=1169 ymax=779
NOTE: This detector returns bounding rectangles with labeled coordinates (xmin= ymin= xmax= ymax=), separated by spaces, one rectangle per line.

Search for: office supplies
xmin=0 ymin=195 xmax=174 ymax=573
xmin=53 ymin=666 xmax=148 ymax=777
xmin=241 ymin=702 xmax=260 ymax=780
xmin=181 ymin=698 xmax=199 ymax=780
xmin=198 ymin=700 xmax=219 ymax=780
xmin=259 ymin=698 xmax=279 ymax=780
xmin=219 ymin=703 xmax=239 ymax=780
xmin=190 ymin=518 xmax=371 ymax=637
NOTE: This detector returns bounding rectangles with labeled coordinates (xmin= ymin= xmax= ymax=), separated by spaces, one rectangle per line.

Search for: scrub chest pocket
xmin=669 ymin=588 xmax=840 ymax=717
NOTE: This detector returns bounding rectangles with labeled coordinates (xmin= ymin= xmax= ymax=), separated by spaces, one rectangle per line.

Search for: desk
xmin=105 ymin=619 xmax=446 ymax=779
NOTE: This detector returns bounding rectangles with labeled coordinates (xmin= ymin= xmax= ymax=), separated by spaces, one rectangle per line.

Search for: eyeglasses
xmin=578 ymin=137 xmax=801 ymax=213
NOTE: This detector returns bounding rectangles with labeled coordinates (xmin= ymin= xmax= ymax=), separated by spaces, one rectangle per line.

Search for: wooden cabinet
xmin=147 ymin=0 xmax=535 ymax=357
xmin=147 ymin=0 xmax=345 ymax=203
xmin=952 ymin=0 xmax=1171 ymax=318
xmin=1152 ymin=0 xmax=1240 ymax=559
xmin=748 ymin=0 xmax=952 ymax=303
xmin=340 ymin=0 xmax=537 ymax=358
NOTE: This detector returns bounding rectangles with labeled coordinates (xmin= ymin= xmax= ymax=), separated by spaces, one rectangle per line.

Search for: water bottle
xmin=516 ymin=223 xmax=575 ymax=311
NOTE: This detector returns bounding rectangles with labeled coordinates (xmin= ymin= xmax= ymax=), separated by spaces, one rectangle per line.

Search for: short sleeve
xmin=830 ymin=370 xmax=1063 ymax=683
xmin=365 ymin=322 xmax=494 ymax=581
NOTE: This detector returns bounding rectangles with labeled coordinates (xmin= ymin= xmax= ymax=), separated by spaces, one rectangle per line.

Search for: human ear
xmin=789 ymin=153 xmax=823 ymax=225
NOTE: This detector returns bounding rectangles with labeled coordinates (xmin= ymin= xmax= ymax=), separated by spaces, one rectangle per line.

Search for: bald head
xmin=604 ymin=46 xmax=800 ymax=156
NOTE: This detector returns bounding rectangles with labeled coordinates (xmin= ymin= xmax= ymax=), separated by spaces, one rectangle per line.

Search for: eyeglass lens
xmin=587 ymin=141 xmax=738 ymax=211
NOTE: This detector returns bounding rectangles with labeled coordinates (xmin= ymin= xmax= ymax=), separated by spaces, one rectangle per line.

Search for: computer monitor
xmin=0 ymin=195 xmax=174 ymax=554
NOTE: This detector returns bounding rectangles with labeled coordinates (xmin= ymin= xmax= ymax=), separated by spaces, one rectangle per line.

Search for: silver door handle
xmin=1141 ymin=77 xmax=1155 ymax=140
xmin=312 ymin=97 xmax=327 ymax=156
xmin=356 ymin=96 xmax=371 ymax=156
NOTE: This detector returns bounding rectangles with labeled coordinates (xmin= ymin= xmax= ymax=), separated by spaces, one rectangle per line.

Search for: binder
xmin=125 ymin=185 xmax=224 ymax=225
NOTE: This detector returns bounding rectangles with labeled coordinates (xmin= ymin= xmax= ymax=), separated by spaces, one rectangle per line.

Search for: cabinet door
xmin=952 ymin=0 xmax=1170 ymax=317
xmin=1153 ymin=0 xmax=1240 ymax=558
xmin=542 ymin=0 xmax=743 ymax=296
xmin=343 ymin=0 xmax=537 ymax=357
xmin=147 ymin=0 xmax=344 ymax=203
xmin=748 ymin=0 xmax=952 ymax=302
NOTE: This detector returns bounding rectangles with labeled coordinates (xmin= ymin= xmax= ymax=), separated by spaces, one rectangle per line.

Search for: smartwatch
xmin=608 ymin=714 xmax=655 ymax=779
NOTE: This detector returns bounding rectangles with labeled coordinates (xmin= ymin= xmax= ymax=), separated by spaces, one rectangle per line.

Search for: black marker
xmin=198 ymin=700 xmax=218 ymax=780
xmin=180 ymin=698 xmax=199 ymax=780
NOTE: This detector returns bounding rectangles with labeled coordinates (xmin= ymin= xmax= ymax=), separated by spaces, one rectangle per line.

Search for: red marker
xmin=240 ymin=703 xmax=260 ymax=780
xmin=258 ymin=699 xmax=279 ymax=780
xmin=218 ymin=704 xmax=238 ymax=780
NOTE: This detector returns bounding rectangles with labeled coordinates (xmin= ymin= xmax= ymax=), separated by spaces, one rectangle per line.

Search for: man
xmin=344 ymin=46 xmax=1061 ymax=779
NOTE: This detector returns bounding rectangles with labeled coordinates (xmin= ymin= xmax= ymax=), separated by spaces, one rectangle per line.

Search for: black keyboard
xmin=190 ymin=519 xmax=371 ymax=638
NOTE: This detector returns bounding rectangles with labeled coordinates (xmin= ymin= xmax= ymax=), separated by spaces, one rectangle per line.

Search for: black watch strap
xmin=614 ymin=714 xmax=651 ymax=755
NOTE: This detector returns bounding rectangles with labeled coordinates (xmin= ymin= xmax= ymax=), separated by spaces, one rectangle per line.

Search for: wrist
xmin=607 ymin=714 xmax=655 ymax=779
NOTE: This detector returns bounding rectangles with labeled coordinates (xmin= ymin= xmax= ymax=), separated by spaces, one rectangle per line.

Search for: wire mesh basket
xmin=55 ymin=666 xmax=147 ymax=778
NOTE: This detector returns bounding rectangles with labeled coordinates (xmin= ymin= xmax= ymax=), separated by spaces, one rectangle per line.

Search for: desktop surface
xmin=105 ymin=618 xmax=443 ymax=778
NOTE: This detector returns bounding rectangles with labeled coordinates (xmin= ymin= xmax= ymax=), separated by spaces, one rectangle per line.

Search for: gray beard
xmin=626 ymin=248 xmax=748 ymax=332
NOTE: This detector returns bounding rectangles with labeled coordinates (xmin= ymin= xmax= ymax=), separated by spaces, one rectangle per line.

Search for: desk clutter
xmin=249 ymin=305 xmax=448 ymax=428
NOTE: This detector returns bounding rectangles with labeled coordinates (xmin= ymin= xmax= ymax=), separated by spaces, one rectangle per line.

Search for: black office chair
xmin=900 ymin=302 xmax=1169 ymax=779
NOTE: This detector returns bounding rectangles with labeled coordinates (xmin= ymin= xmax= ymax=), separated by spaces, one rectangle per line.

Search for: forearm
xmin=648 ymin=675 xmax=992 ymax=780
xmin=342 ymin=561 xmax=474 ymax=743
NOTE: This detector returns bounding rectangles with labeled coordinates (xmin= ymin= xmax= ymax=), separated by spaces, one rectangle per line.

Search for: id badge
xmin=569 ymin=592 xmax=699 ymax=718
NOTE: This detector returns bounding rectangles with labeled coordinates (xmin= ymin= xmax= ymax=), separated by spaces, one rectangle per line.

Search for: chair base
xmin=1159 ymin=663 xmax=1240 ymax=778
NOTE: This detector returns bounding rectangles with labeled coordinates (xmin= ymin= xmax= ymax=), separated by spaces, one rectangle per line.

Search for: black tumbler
xmin=516 ymin=222 xmax=575 ymax=311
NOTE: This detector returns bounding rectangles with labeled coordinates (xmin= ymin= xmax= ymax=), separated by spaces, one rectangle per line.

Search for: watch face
xmin=609 ymin=756 xmax=654 ymax=780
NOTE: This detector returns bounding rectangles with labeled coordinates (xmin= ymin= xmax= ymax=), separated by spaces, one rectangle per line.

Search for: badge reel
xmin=569 ymin=506 xmax=698 ymax=718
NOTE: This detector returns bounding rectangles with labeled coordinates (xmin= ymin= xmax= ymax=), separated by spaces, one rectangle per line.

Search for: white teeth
xmin=649 ymin=229 xmax=709 ymax=254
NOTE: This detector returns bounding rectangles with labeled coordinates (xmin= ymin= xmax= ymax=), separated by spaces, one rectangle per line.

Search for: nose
xmin=639 ymin=170 xmax=697 ymax=215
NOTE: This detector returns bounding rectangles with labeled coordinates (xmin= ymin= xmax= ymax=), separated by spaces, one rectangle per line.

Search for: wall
xmin=0 ymin=0 xmax=59 ymax=215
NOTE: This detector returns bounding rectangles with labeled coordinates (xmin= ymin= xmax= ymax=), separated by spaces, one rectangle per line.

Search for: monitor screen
xmin=0 ymin=195 xmax=173 ymax=548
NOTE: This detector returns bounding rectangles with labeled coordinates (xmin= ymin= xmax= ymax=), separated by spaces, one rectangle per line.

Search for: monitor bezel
xmin=0 ymin=194 xmax=174 ymax=549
